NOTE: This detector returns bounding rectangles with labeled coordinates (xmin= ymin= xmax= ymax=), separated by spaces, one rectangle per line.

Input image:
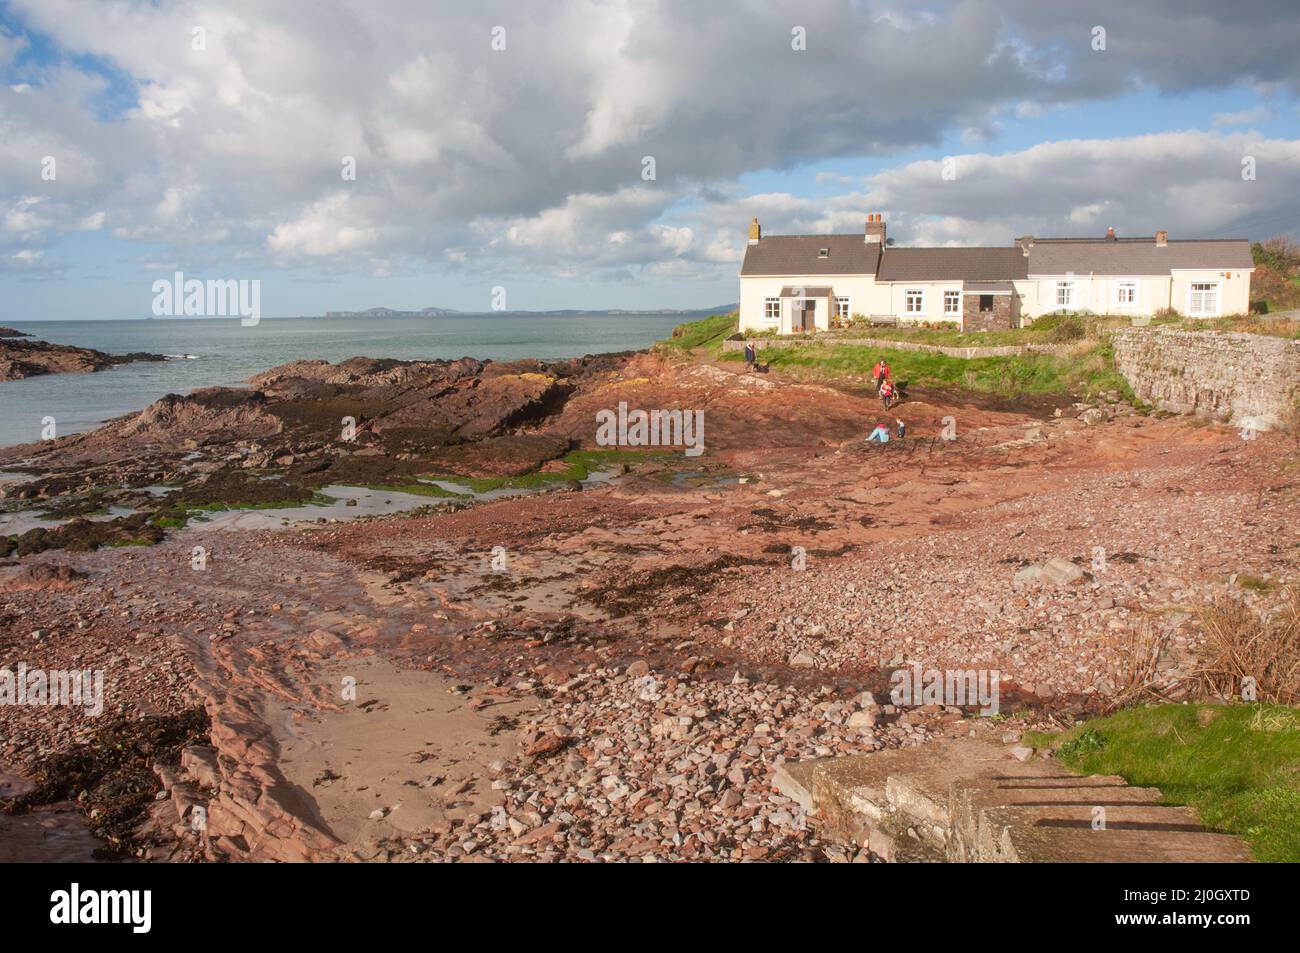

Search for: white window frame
xmin=943 ymin=290 xmax=961 ymax=316
xmin=1115 ymin=281 xmax=1137 ymax=308
xmin=904 ymin=288 xmax=925 ymax=315
xmin=1055 ymin=281 xmax=1075 ymax=309
xmin=763 ymin=297 xmax=780 ymax=322
xmin=1187 ymin=280 xmax=1220 ymax=317
xmin=834 ymin=296 xmax=850 ymax=321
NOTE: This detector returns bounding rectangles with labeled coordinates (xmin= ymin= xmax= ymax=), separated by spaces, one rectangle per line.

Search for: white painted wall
xmin=1171 ymin=269 xmax=1252 ymax=317
xmin=1019 ymin=275 xmax=1172 ymax=320
xmin=738 ymin=274 xmax=880 ymax=331
xmin=879 ymin=281 xmax=964 ymax=326
xmin=1019 ymin=270 xmax=1251 ymax=320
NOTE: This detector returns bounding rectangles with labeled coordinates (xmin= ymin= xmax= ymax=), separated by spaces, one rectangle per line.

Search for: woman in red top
xmin=872 ymin=358 xmax=891 ymax=392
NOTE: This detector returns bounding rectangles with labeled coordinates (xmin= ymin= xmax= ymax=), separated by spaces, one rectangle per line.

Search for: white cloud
xmin=0 ymin=0 xmax=1297 ymax=293
xmin=1212 ymin=106 xmax=1273 ymax=127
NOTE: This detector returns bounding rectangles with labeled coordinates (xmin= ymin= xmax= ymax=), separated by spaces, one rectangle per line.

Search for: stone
xmin=1040 ymin=557 xmax=1084 ymax=586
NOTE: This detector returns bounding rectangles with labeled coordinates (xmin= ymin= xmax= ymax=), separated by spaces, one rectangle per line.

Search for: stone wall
xmin=962 ymin=293 xmax=1017 ymax=332
xmin=1111 ymin=327 xmax=1300 ymax=429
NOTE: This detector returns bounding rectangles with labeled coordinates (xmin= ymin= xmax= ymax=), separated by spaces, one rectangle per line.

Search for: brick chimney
xmin=1155 ymin=229 xmax=1168 ymax=247
xmin=748 ymin=217 xmax=761 ymax=245
xmin=1105 ymin=226 xmax=1116 ymax=240
xmin=1018 ymin=235 xmax=1035 ymax=257
xmin=865 ymin=212 xmax=886 ymax=244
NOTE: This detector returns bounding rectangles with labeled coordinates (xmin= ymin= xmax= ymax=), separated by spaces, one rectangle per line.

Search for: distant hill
xmin=323 ymin=307 xmax=461 ymax=318
xmin=322 ymin=304 xmax=737 ymax=318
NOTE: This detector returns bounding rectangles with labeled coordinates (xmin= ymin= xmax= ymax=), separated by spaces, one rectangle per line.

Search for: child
xmin=880 ymin=379 xmax=896 ymax=409
xmin=895 ymin=419 xmax=906 ymax=440
xmin=868 ymin=424 xmax=890 ymax=443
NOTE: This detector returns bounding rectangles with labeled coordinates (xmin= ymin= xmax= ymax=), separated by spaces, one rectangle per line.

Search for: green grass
xmin=719 ymin=339 xmax=1133 ymax=400
xmin=1023 ymin=703 xmax=1300 ymax=862
xmin=148 ymin=512 xmax=189 ymax=529
xmin=657 ymin=312 xmax=738 ymax=352
xmin=427 ymin=448 xmax=661 ymax=494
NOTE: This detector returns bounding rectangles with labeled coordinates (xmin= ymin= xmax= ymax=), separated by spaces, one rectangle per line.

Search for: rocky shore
xmin=0 ymin=333 xmax=168 ymax=381
xmin=0 ymin=345 xmax=1295 ymax=861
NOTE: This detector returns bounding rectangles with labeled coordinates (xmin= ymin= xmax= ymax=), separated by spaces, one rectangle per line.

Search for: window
xmin=979 ymin=294 xmax=994 ymax=313
xmin=764 ymin=297 xmax=780 ymax=321
xmin=818 ymin=248 xmax=829 ymax=259
xmin=905 ymin=289 xmax=925 ymax=314
xmin=943 ymin=290 xmax=961 ymax=315
xmin=1116 ymin=282 xmax=1136 ymax=307
xmin=1055 ymin=281 xmax=1074 ymax=308
xmin=1188 ymin=281 xmax=1219 ymax=317
xmin=834 ymin=296 xmax=850 ymax=321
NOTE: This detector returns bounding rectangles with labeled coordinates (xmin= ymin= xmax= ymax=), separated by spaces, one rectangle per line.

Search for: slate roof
xmin=740 ymin=233 xmax=1253 ymax=280
xmin=739 ymin=235 xmax=881 ymax=276
xmin=875 ymin=247 xmax=1029 ymax=282
xmin=1026 ymin=239 xmax=1253 ymax=276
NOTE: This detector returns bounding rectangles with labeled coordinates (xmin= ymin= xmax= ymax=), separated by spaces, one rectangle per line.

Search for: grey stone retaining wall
xmin=1111 ymin=327 xmax=1300 ymax=429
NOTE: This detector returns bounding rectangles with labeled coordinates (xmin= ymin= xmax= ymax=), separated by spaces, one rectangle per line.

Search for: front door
xmin=798 ymin=300 xmax=815 ymax=332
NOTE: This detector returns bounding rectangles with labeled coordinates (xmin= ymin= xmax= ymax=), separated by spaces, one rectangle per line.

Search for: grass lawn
xmin=1023 ymin=703 xmax=1300 ymax=862
xmin=720 ymin=340 xmax=1134 ymax=400
xmin=657 ymin=312 xmax=737 ymax=353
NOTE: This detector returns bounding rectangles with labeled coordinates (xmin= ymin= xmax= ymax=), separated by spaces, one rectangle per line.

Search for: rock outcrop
xmin=0 ymin=336 xmax=166 ymax=381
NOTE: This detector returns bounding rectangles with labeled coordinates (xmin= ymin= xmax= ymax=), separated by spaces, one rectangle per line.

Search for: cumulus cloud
xmin=0 ymin=0 xmax=1297 ymax=290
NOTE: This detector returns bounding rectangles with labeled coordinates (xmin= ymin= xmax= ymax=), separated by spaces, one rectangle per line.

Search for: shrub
xmin=1193 ymin=585 xmax=1300 ymax=705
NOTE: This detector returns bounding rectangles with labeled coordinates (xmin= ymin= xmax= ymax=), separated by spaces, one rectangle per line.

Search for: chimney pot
xmin=865 ymin=213 xmax=886 ymax=244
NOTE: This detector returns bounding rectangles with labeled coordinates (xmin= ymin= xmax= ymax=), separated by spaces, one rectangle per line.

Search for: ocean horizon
xmin=0 ymin=313 xmax=688 ymax=449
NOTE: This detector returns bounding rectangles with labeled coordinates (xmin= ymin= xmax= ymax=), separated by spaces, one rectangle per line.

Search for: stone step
xmin=1000 ymin=824 xmax=1256 ymax=863
xmin=777 ymin=734 xmax=1254 ymax=863
xmin=949 ymin=775 xmax=1171 ymax=860
xmin=977 ymin=803 xmax=1207 ymax=862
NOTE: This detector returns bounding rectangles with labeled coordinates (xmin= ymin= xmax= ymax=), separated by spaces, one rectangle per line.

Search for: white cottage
xmin=738 ymin=215 xmax=1254 ymax=333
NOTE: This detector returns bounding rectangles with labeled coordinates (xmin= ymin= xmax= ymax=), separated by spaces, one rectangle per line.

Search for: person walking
xmin=872 ymin=357 xmax=891 ymax=392
xmin=744 ymin=340 xmax=757 ymax=372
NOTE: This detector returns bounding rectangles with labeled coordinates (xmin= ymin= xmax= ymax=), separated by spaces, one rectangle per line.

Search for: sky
xmin=1 ymin=0 xmax=1298 ymax=320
